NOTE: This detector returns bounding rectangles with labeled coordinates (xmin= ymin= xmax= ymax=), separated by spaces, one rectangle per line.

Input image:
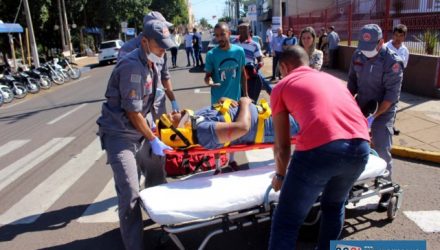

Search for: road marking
xmin=245 ymin=148 xmax=274 ymax=168
xmin=404 ymin=210 xmax=440 ymax=233
xmin=0 ymin=140 xmax=30 ymax=158
xmin=0 ymin=137 xmax=75 ymax=192
xmin=77 ymin=178 xmax=119 ymax=223
xmin=194 ymin=88 xmax=210 ymax=94
xmin=0 ymin=137 xmax=104 ymax=225
xmin=47 ymin=103 xmax=87 ymax=125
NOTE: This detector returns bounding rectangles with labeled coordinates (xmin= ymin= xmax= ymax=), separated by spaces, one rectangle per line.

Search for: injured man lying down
xmin=156 ymin=97 xmax=299 ymax=149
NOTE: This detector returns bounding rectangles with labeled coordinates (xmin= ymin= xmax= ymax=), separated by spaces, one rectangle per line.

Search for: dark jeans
xmin=272 ymin=51 xmax=282 ymax=79
xmin=170 ymin=47 xmax=178 ymax=67
xmin=329 ymin=48 xmax=338 ymax=69
xmin=194 ymin=48 xmax=204 ymax=67
xmin=269 ymin=139 xmax=370 ymax=250
xmin=185 ymin=47 xmax=195 ymax=66
xmin=247 ymin=70 xmax=272 ymax=102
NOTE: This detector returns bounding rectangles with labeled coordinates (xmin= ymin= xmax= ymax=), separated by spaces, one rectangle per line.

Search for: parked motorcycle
xmin=58 ymin=57 xmax=81 ymax=80
xmin=15 ymin=68 xmax=40 ymax=94
xmin=0 ymin=78 xmax=14 ymax=103
xmin=1 ymin=70 xmax=27 ymax=99
xmin=38 ymin=63 xmax=65 ymax=85
xmin=24 ymin=66 xmax=52 ymax=90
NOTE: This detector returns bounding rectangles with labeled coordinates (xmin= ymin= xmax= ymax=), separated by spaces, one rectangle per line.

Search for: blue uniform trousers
xmin=371 ymin=111 xmax=395 ymax=181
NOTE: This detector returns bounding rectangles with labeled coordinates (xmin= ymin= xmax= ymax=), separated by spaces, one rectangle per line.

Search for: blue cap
xmin=142 ymin=11 xmax=175 ymax=49
xmin=358 ymin=24 xmax=382 ymax=51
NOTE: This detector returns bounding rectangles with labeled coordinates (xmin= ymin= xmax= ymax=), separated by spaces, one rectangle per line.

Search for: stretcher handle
xmin=263 ymin=184 xmax=274 ymax=211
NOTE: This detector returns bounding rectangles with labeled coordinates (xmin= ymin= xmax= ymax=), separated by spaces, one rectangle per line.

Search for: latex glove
xmin=171 ymin=100 xmax=180 ymax=112
xmin=367 ymin=116 xmax=375 ymax=128
xmin=149 ymin=137 xmax=172 ymax=156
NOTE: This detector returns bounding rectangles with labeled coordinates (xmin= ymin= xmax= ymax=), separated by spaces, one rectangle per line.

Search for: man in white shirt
xmin=385 ymin=24 xmax=409 ymax=136
xmin=184 ymin=29 xmax=195 ymax=67
xmin=265 ymin=25 xmax=273 ymax=57
xmin=385 ymin=24 xmax=409 ymax=68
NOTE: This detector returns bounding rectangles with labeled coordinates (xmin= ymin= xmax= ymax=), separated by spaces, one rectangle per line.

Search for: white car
xmin=98 ymin=40 xmax=124 ymax=65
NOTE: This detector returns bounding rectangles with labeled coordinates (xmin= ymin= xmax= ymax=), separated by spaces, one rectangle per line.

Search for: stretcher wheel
xmin=387 ymin=196 xmax=398 ymax=220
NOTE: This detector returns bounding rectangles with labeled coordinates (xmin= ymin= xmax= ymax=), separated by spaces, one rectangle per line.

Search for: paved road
xmin=0 ymin=51 xmax=438 ymax=250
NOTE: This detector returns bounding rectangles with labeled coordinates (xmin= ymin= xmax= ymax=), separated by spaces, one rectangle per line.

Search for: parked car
xmin=98 ymin=40 xmax=124 ymax=65
xmin=207 ymin=35 xmax=263 ymax=51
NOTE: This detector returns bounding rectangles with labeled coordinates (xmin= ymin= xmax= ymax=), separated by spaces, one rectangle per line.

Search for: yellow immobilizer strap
xmin=213 ymin=98 xmax=233 ymax=147
xmin=255 ymin=99 xmax=272 ymax=144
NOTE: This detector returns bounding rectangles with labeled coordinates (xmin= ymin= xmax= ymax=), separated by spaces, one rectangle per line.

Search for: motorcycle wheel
xmin=0 ymin=86 xmax=14 ymax=103
xmin=0 ymin=91 xmax=4 ymax=107
xmin=39 ymin=76 xmax=52 ymax=89
xmin=13 ymin=84 xmax=28 ymax=99
xmin=52 ymin=73 xmax=65 ymax=85
xmin=61 ymin=70 xmax=71 ymax=81
xmin=27 ymin=78 xmax=40 ymax=94
xmin=68 ymin=67 xmax=81 ymax=80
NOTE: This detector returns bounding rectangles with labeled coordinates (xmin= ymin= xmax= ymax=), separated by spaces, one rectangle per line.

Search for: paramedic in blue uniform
xmin=96 ymin=12 xmax=174 ymax=250
xmin=117 ymin=12 xmax=180 ymax=117
xmin=347 ymin=24 xmax=403 ymax=211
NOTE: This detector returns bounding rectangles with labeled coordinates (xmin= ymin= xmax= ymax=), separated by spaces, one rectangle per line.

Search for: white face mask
xmin=146 ymin=39 xmax=164 ymax=64
xmin=361 ymin=49 xmax=379 ymax=58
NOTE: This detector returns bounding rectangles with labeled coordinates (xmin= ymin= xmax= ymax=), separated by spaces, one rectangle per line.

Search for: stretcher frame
xmin=143 ymin=148 xmax=403 ymax=250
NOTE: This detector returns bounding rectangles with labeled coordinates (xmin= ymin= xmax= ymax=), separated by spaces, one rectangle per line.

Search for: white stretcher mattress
xmin=140 ymin=154 xmax=386 ymax=225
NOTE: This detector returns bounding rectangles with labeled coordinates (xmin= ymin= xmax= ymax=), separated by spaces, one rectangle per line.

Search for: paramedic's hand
xmin=271 ymin=175 xmax=283 ymax=192
xmin=171 ymin=100 xmax=180 ymax=112
xmin=149 ymin=137 xmax=172 ymax=156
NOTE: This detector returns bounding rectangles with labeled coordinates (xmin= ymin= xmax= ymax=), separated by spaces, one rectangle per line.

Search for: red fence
xmin=282 ymin=0 xmax=440 ymax=56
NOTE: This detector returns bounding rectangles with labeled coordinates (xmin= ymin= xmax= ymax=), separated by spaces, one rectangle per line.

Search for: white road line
xmin=0 ymin=137 xmax=75 ymax=192
xmin=77 ymin=179 xmax=119 ymax=223
xmin=0 ymin=137 xmax=104 ymax=225
xmin=0 ymin=140 xmax=30 ymax=158
xmin=47 ymin=103 xmax=87 ymax=125
xmin=194 ymin=88 xmax=210 ymax=94
xmin=404 ymin=210 xmax=440 ymax=233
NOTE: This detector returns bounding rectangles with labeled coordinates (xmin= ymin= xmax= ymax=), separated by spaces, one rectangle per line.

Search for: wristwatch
xmin=275 ymin=173 xmax=285 ymax=181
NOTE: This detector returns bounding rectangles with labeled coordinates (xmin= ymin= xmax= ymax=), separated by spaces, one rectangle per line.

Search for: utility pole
xmin=57 ymin=0 xmax=66 ymax=51
xmin=23 ymin=0 xmax=40 ymax=67
xmin=61 ymin=0 xmax=74 ymax=61
xmin=235 ymin=0 xmax=240 ymax=21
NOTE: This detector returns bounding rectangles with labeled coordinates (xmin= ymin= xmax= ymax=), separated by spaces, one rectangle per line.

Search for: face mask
xmin=146 ymin=39 xmax=164 ymax=64
xmin=361 ymin=49 xmax=379 ymax=58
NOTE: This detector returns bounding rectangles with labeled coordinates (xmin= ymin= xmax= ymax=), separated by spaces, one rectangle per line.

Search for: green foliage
xmin=149 ymin=0 xmax=189 ymax=25
xmin=423 ymin=30 xmax=439 ymax=55
xmin=218 ymin=16 xmax=232 ymax=23
xmin=199 ymin=18 xmax=209 ymax=28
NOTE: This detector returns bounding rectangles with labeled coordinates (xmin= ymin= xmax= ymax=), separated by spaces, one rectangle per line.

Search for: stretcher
xmin=139 ymin=152 xmax=403 ymax=250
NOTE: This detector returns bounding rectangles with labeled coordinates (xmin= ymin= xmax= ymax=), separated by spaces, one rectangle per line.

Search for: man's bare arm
xmin=215 ymin=97 xmax=252 ymax=143
xmin=126 ymin=111 xmax=155 ymax=141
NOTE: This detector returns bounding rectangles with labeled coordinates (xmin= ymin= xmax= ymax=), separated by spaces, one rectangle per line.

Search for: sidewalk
xmin=260 ymin=56 xmax=440 ymax=163
xmin=74 ymin=56 xmax=99 ymax=68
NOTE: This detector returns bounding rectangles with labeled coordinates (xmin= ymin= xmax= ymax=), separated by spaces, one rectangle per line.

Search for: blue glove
xmin=149 ymin=137 xmax=172 ymax=156
xmin=367 ymin=116 xmax=375 ymax=128
xmin=171 ymin=100 xmax=180 ymax=112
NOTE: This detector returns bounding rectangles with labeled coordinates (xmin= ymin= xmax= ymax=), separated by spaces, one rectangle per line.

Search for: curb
xmin=391 ymin=145 xmax=440 ymax=164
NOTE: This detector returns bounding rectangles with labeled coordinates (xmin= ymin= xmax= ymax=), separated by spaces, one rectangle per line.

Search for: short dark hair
xmin=279 ymin=45 xmax=309 ymax=68
xmin=215 ymin=22 xmax=229 ymax=31
xmin=393 ymin=24 xmax=407 ymax=35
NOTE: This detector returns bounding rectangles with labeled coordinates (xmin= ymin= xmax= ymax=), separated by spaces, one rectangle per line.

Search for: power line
xmin=13 ymin=0 xmax=23 ymax=23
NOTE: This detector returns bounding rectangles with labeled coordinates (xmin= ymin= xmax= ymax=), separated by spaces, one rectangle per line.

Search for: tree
xmin=218 ymin=16 xmax=232 ymax=23
xmin=149 ymin=0 xmax=189 ymax=25
xmin=199 ymin=18 xmax=209 ymax=28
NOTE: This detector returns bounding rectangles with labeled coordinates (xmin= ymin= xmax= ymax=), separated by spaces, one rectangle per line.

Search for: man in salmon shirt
xmin=268 ymin=46 xmax=371 ymax=250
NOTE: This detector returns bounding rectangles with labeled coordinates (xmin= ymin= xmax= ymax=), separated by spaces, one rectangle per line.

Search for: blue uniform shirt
xmin=348 ymin=46 xmax=404 ymax=114
xmin=97 ymin=47 xmax=158 ymax=140
xmin=204 ymin=44 xmax=246 ymax=104
xmin=195 ymin=104 xmax=299 ymax=149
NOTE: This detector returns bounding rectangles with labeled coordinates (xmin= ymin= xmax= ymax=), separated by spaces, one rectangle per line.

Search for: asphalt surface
xmin=0 ymin=49 xmax=439 ymax=250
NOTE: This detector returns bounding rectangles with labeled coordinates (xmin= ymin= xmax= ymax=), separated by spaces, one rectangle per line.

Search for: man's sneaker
xmin=393 ymin=127 xmax=400 ymax=136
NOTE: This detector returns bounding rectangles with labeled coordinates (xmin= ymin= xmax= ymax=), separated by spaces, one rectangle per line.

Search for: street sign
xmin=126 ymin=28 xmax=135 ymax=36
xmin=121 ymin=21 xmax=128 ymax=33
